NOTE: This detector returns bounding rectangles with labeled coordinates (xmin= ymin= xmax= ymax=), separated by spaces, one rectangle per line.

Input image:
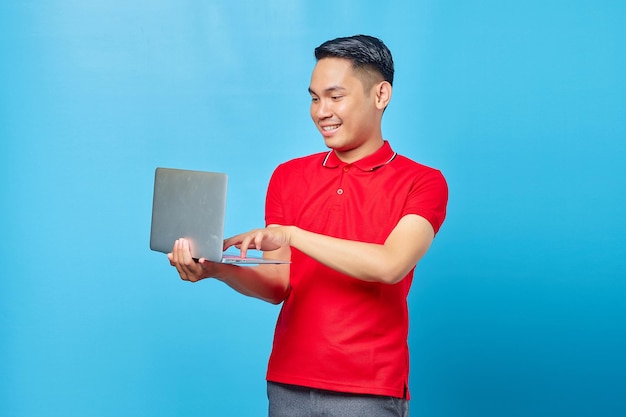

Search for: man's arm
xmin=168 ymin=237 xmax=291 ymax=304
xmin=226 ymin=214 xmax=435 ymax=285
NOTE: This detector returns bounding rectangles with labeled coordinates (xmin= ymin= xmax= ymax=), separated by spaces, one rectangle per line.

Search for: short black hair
xmin=314 ymin=35 xmax=394 ymax=86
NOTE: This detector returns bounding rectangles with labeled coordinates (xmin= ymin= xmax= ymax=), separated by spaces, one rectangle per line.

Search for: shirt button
xmin=337 ymin=188 xmax=344 ymax=195
xmin=343 ymin=166 xmax=350 ymax=172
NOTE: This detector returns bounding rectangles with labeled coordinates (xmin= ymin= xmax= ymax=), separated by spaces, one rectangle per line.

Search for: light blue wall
xmin=1 ymin=1 xmax=624 ymax=416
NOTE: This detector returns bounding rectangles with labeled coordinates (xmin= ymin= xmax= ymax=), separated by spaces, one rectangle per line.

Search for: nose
xmin=313 ymin=98 xmax=332 ymax=120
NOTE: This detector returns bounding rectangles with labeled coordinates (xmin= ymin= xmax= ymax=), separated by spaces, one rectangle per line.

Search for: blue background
xmin=2 ymin=1 xmax=625 ymax=416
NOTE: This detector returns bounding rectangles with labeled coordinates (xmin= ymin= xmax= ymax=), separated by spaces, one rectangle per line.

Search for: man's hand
xmin=167 ymin=235 xmax=291 ymax=303
xmin=224 ymin=225 xmax=293 ymax=258
xmin=167 ymin=238 xmax=221 ymax=282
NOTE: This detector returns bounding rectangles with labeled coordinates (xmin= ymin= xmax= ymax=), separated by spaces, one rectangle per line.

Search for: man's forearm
xmin=212 ymin=262 xmax=290 ymax=304
xmin=287 ymin=214 xmax=434 ymax=284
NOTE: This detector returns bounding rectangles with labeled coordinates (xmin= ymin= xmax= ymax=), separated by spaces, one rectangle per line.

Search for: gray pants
xmin=267 ymin=382 xmax=409 ymax=417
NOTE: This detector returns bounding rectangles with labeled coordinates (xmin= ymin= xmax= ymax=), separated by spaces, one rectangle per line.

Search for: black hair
xmin=314 ymin=34 xmax=394 ymax=86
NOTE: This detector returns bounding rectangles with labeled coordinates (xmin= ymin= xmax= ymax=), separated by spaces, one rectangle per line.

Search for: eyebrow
xmin=308 ymin=85 xmax=347 ymax=95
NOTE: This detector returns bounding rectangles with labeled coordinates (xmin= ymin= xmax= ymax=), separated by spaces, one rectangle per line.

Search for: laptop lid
xmin=150 ymin=167 xmax=228 ymax=262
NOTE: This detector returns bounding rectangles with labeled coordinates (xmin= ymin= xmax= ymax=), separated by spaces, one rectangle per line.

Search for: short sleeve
xmin=403 ymin=169 xmax=448 ymax=234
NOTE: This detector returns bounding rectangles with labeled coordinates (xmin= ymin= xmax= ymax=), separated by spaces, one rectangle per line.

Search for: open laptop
xmin=149 ymin=167 xmax=289 ymax=264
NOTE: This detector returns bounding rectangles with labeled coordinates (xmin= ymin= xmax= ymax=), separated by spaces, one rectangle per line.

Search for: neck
xmin=334 ymin=137 xmax=385 ymax=164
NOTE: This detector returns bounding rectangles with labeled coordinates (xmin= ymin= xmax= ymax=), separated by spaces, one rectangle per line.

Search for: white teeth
xmin=322 ymin=125 xmax=339 ymax=131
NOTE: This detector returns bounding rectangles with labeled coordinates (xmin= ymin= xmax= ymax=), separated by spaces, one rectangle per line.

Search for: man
xmin=169 ymin=35 xmax=448 ymax=417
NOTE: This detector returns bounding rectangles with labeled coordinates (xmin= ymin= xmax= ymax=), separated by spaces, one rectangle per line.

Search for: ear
xmin=374 ymin=81 xmax=392 ymax=110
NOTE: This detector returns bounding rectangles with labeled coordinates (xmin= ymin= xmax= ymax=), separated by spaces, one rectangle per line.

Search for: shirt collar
xmin=322 ymin=141 xmax=397 ymax=171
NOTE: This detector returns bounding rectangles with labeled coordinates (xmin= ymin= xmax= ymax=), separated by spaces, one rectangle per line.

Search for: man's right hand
xmin=167 ymin=238 xmax=220 ymax=282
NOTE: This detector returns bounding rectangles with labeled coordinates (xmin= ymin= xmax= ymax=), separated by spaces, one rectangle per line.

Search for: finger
xmin=178 ymin=239 xmax=200 ymax=278
xmin=254 ymin=231 xmax=266 ymax=252
xmin=173 ymin=239 xmax=199 ymax=281
xmin=223 ymin=232 xmax=245 ymax=251
xmin=239 ymin=233 xmax=257 ymax=258
xmin=172 ymin=239 xmax=184 ymax=264
xmin=172 ymin=242 xmax=190 ymax=281
xmin=223 ymin=237 xmax=235 ymax=251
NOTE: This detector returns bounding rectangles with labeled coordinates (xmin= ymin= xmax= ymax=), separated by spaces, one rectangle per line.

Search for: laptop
xmin=149 ymin=167 xmax=289 ymax=264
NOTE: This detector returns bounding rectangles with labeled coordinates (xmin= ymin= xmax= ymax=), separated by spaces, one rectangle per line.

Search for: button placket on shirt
xmin=337 ymin=165 xmax=351 ymax=195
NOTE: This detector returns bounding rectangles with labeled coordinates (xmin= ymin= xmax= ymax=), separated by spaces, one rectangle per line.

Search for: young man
xmin=168 ymin=35 xmax=448 ymax=417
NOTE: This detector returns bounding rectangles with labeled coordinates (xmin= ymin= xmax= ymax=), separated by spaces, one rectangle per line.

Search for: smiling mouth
xmin=321 ymin=124 xmax=341 ymax=132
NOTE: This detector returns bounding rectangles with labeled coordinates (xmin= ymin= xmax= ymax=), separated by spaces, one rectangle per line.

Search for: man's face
xmin=308 ymin=58 xmax=382 ymax=155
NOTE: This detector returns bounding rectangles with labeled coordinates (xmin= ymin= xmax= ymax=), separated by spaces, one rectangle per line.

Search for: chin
xmin=323 ymin=136 xmax=344 ymax=150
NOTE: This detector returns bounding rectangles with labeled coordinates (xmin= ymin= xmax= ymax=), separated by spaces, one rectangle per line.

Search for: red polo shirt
xmin=264 ymin=141 xmax=447 ymax=398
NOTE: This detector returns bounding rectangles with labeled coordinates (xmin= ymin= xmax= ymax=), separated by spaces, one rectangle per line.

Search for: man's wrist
xmin=285 ymin=225 xmax=298 ymax=248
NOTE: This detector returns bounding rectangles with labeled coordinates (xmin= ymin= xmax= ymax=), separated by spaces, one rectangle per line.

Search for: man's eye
xmin=311 ymin=97 xmax=319 ymax=103
xmin=332 ymin=96 xmax=343 ymax=100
